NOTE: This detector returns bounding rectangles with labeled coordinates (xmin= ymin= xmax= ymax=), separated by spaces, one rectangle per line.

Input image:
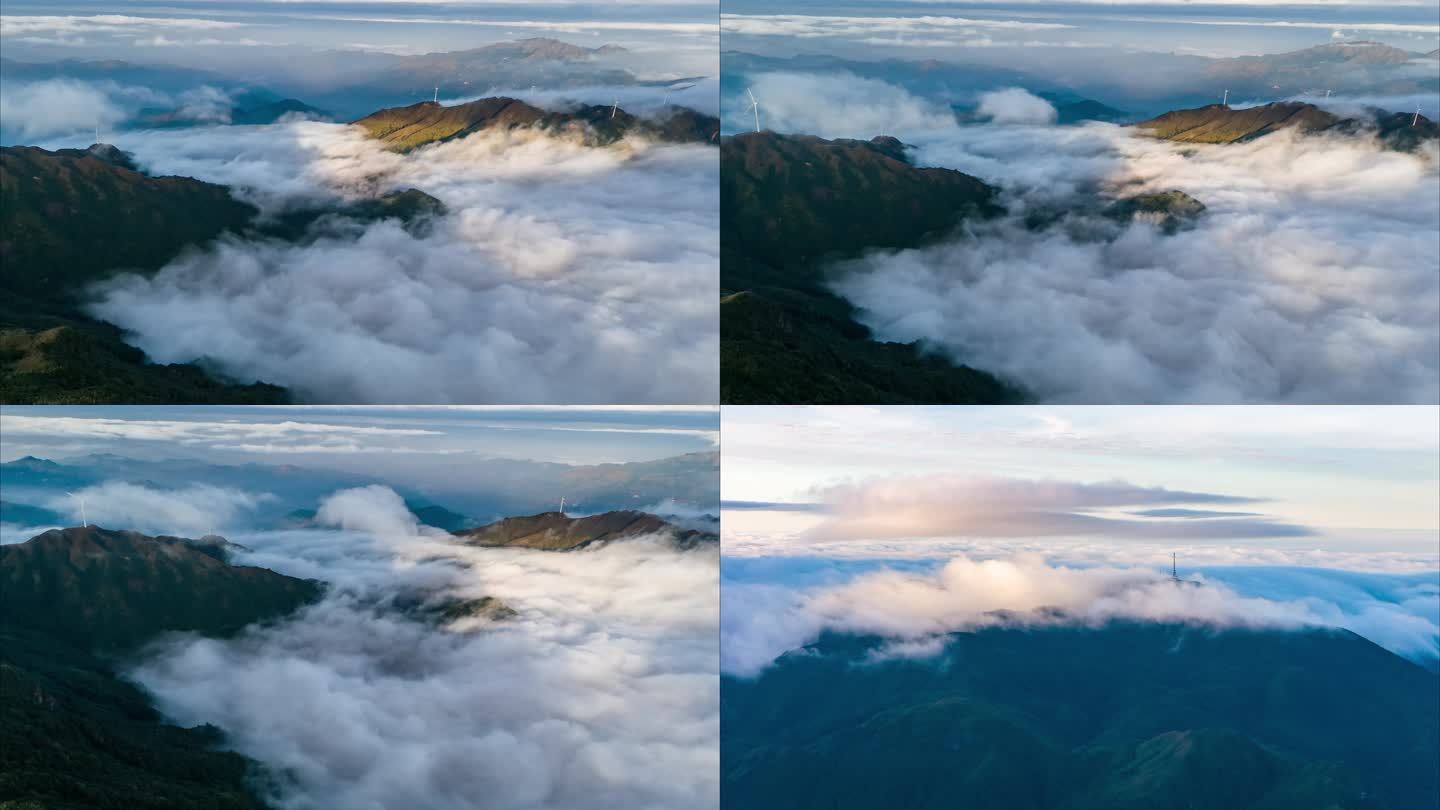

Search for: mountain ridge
xmin=720 ymin=131 xmax=1020 ymax=405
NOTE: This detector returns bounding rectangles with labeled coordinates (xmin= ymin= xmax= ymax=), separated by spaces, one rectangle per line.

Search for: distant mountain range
xmin=723 ymin=622 xmax=1440 ymax=810
xmin=724 ymin=41 xmax=1439 ymax=118
xmin=1139 ymin=101 xmax=1439 ymax=151
xmin=0 ymin=450 xmax=720 ymax=528
xmin=720 ymin=131 xmax=1019 ymax=404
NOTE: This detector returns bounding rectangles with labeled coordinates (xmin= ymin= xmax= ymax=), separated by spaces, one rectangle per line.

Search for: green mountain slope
xmin=1138 ymin=101 xmax=1438 ymax=149
xmin=1 ymin=526 xmax=322 ymax=651
xmin=353 ymin=97 xmax=720 ymax=152
xmin=720 ymin=131 xmax=1020 ymax=404
xmin=0 ymin=527 xmax=322 ymax=809
xmin=723 ymin=623 xmax=1438 ymax=810
xmin=0 ymin=144 xmax=288 ymax=404
xmin=457 ymin=510 xmax=716 ymax=551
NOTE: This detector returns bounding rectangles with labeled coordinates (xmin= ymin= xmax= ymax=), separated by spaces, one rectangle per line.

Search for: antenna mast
xmin=67 ymin=492 xmax=87 ymax=528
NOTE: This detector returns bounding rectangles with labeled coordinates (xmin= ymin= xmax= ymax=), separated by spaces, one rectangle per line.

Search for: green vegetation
xmin=720 ymin=132 xmax=1022 ymax=404
xmin=0 ymin=631 xmax=272 ymax=810
xmin=0 ymin=527 xmax=324 ymax=809
xmin=458 ymin=510 xmax=716 ymax=551
xmin=1138 ymin=101 xmax=1438 ymax=150
xmin=723 ymin=624 xmax=1439 ymax=810
xmin=353 ymin=97 xmax=720 ymax=152
xmin=0 ymin=144 xmax=289 ymax=404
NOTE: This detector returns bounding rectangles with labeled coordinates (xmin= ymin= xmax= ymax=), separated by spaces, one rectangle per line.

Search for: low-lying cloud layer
xmin=131 ymin=487 xmax=719 ymax=810
xmin=743 ymin=72 xmax=1439 ymax=403
xmin=722 ymin=553 xmax=1439 ymax=676
xmin=85 ymin=119 xmax=718 ymax=403
xmin=44 ymin=481 xmax=271 ymax=537
xmin=799 ymin=474 xmax=1310 ymax=541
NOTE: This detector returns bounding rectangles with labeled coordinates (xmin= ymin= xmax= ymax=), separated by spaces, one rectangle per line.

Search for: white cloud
xmin=44 ymin=481 xmax=272 ymax=536
xmin=130 ymin=487 xmax=719 ymax=810
xmin=734 ymin=72 xmax=956 ymax=139
xmin=81 ymin=118 xmax=718 ymax=404
xmin=743 ymin=73 xmax=1440 ymax=403
xmin=722 ymin=553 xmax=1439 ymax=676
xmin=975 ymin=87 xmax=1057 ymax=125
xmin=0 ymin=15 xmax=249 ymax=36
xmin=0 ymin=414 xmax=441 ymax=448
xmin=0 ymin=79 xmax=131 ymax=139
xmin=721 ymin=13 xmax=1072 ymax=40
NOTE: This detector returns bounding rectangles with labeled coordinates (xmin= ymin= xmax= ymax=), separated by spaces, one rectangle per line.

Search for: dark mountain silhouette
xmin=1 ymin=526 xmax=322 ymax=651
xmin=353 ymin=96 xmax=720 ymax=151
xmin=1138 ymin=101 xmax=1438 ymax=150
xmin=720 ymin=131 xmax=1019 ymax=404
xmin=1 ymin=526 xmax=321 ymax=808
xmin=0 ymin=141 xmax=443 ymax=403
xmin=457 ymin=510 xmax=716 ymax=551
xmin=0 ymin=143 xmax=288 ymax=404
xmin=723 ymin=622 xmax=1439 ymax=810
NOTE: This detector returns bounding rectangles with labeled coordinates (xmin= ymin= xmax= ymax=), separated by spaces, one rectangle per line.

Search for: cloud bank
xmin=131 ymin=487 xmax=719 ymax=810
xmin=975 ymin=87 xmax=1057 ymax=125
xmin=733 ymin=71 xmax=956 ymax=139
xmin=739 ymin=73 xmax=1438 ymax=403
xmin=43 ymin=481 xmax=272 ymax=537
xmin=722 ymin=553 xmax=1439 ymax=676
xmin=85 ymin=119 xmax=718 ymax=403
xmin=799 ymin=474 xmax=1311 ymax=541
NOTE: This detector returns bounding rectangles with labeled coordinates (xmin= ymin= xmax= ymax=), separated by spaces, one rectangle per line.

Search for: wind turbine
xmin=433 ymin=86 xmax=439 ymax=104
xmin=558 ymin=496 xmax=566 ymax=516
xmin=66 ymin=491 xmax=88 ymax=528
xmin=1222 ymin=89 xmax=1229 ymax=106
xmin=746 ymin=87 xmax=760 ymax=132
xmin=611 ymin=98 xmax=619 ymax=119
xmin=1414 ymin=105 xmax=1422 ymax=127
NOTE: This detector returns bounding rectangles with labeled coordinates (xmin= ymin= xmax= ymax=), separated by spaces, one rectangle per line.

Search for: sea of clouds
xmin=22 ymin=92 xmax=718 ymax=403
xmin=728 ymin=74 xmax=1440 ymax=403
xmin=118 ymin=485 xmax=719 ymax=810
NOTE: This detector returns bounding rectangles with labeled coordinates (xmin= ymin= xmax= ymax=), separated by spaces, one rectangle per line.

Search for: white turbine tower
xmin=1414 ymin=105 xmax=1422 ymax=127
xmin=559 ymin=496 xmax=566 ymax=515
xmin=746 ymin=87 xmax=760 ymax=133
xmin=433 ymin=86 xmax=439 ymax=104
xmin=611 ymin=98 xmax=619 ymax=119
xmin=1222 ymin=88 xmax=1229 ymax=106
xmin=66 ymin=491 xmax=88 ymax=528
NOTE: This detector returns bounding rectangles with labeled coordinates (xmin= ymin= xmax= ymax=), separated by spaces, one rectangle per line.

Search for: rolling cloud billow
xmin=82 ymin=116 xmax=718 ymax=404
xmin=738 ymin=73 xmax=1440 ymax=403
xmin=129 ymin=487 xmax=720 ymax=810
